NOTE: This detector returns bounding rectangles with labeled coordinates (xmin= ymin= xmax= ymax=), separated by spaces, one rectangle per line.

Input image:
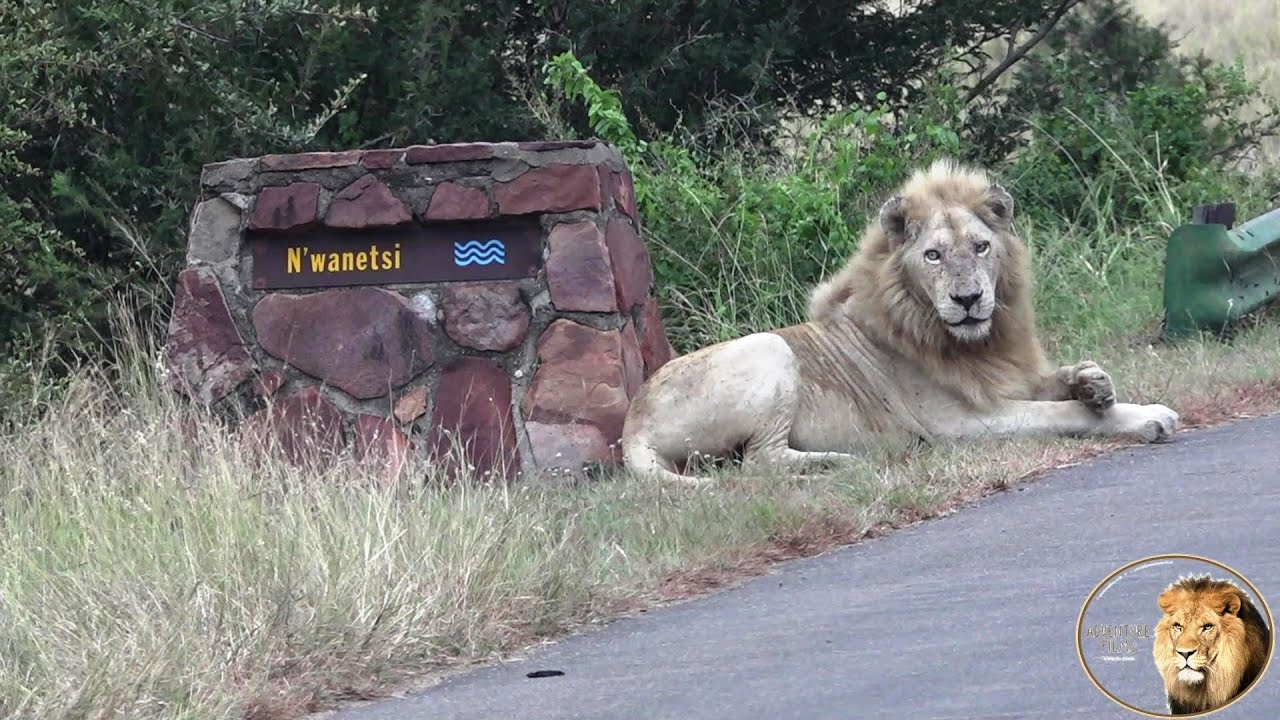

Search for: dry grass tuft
xmin=4 ymin=309 xmax=1280 ymax=720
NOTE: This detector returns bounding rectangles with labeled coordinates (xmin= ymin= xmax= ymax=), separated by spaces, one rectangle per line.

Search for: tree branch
xmin=1212 ymin=114 xmax=1280 ymax=160
xmin=962 ymin=0 xmax=1085 ymax=104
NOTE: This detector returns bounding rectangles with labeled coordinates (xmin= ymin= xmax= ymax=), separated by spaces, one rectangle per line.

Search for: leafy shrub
xmin=3 ymin=0 xmax=1278 ymax=371
xmin=545 ymin=53 xmax=966 ymax=349
xmin=545 ymin=41 xmax=1280 ymax=352
xmin=969 ymin=0 xmax=1280 ymax=227
xmin=526 ymin=0 xmax=1082 ymax=145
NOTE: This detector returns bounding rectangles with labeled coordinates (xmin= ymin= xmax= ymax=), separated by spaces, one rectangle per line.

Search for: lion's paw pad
xmin=1136 ymin=404 xmax=1179 ymax=443
xmin=1072 ymin=363 xmax=1115 ymax=411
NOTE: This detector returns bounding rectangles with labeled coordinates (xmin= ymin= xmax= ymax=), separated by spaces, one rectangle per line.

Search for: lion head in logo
xmin=1153 ymin=575 xmax=1271 ymax=715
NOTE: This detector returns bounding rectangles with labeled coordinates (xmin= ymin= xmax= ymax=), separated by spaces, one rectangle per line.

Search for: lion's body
xmin=1153 ymin=575 xmax=1272 ymax=715
xmin=621 ymin=159 xmax=1179 ymax=482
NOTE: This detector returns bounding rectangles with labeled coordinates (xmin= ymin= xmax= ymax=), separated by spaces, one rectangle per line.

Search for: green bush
xmin=3 ymin=0 xmax=1279 ymax=371
xmin=969 ymin=0 xmax=1280 ymax=227
xmin=526 ymin=0 xmax=1079 ymax=145
xmin=544 ymin=45 xmax=1279 ymax=353
xmin=0 ymin=0 xmax=1119 ymax=370
xmin=546 ymin=54 xmax=968 ymax=349
xmin=0 ymin=123 xmax=95 ymax=350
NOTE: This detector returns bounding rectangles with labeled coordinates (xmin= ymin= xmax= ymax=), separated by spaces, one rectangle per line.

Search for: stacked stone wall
xmin=164 ymin=140 xmax=676 ymax=478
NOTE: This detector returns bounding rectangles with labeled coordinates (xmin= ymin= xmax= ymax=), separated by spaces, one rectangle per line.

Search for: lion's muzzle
xmin=935 ymin=277 xmax=996 ymax=341
xmin=1177 ymin=667 xmax=1207 ymax=685
xmin=1174 ymin=649 xmax=1207 ymax=684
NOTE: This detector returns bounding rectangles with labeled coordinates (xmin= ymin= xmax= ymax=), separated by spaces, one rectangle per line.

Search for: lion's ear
xmin=1219 ymin=591 xmax=1243 ymax=616
xmin=879 ymin=195 xmax=908 ymax=242
xmin=1158 ymin=589 xmax=1179 ymax=614
xmin=986 ymin=184 xmax=1014 ymax=223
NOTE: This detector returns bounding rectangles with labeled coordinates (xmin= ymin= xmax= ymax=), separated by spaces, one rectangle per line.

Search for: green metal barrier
xmin=1163 ymin=204 xmax=1280 ymax=340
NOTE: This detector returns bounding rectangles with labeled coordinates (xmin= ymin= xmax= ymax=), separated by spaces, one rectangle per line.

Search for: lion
xmin=1153 ymin=575 xmax=1272 ymax=715
xmin=620 ymin=158 xmax=1180 ymax=482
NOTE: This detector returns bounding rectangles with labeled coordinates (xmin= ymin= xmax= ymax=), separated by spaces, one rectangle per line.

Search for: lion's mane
xmin=806 ymin=159 xmax=1050 ymax=409
xmin=1153 ymin=575 xmax=1271 ymax=715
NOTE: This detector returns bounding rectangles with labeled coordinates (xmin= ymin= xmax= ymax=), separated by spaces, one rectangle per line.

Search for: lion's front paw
xmin=1109 ymin=403 xmax=1180 ymax=443
xmin=1070 ymin=361 xmax=1116 ymax=413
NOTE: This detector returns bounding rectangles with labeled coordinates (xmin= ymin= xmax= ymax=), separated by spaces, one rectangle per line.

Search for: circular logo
xmin=1076 ymin=554 xmax=1274 ymax=717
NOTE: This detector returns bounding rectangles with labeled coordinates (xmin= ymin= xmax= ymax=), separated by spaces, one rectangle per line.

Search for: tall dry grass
xmin=0 ymin=308 xmax=1063 ymax=719
xmin=6 ymin=184 xmax=1280 ymax=718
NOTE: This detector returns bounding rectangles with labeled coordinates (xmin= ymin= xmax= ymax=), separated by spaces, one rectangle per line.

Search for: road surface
xmin=331 ymin=415 xmax=1280 ymax=719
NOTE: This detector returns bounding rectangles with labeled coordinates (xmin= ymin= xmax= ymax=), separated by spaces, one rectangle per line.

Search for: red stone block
xmin=441 ymin=282 xmax=530 ymax=352
xmin=394 ymin=385 xmax=429 ymax=424
xmin=260 ymin=151 xmax=363 ymax=172
xmin=324 ymin=174 xmax=412 ymax=229
xmin=522 ymin=319 xmax=629 ymax=443
xmin=405 ymin=143 xmax=496 ymax=164
xmin=428 ymin=358 xmax=521 ymax=480
xmin=249 ymin=182 xmax=321 ymax=231
xmin=494 ymin=164 xmax=601 ymax=215
xmin=239 ymin=387 xmax=346 ymax=466
xmin=620 ymin=320 xmax=644 ymax=398
xmin=361 ymin=149 xmax=403 ymax=170
xmin=639 ymin=297 xmax=677 ymax=376
xmin=252 ymin=288 xmax=434 ymax=400
xmin=597 ymin=166 xmax=638 ymax=221
xmin=605 ymin=217 xmax=651 ymax=312
xmin=353 ymin=414 xmax=411 ymax=474
xmin=425 ymin=182 xmax=492 ymax=221
xmin=546 ymin=221 xmax=618 ymax=313
xmin=254 ymin=369 xmax=286 ymax=398
xmin=615 ymin=168 xmax=637 ymax=220
xmin=164 ymin=267 xmax=257 ymax=404
xmin=525 ymin=421 xmax=614 ymax=471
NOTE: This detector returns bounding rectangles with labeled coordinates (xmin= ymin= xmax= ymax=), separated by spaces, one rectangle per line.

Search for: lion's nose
xmin=951 ymin=291 xmax=983 ymax=310
xmin=1178 ymin=649 xmax=1195 ymax=660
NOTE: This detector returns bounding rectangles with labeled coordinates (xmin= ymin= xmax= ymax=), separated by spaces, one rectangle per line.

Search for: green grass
xmin=0 ymin=313 xmax=1045 ymax=719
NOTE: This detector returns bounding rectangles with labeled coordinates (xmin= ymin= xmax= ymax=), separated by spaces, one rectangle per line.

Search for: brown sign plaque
xmin=249 ymin=219 xmax=543 ymax=290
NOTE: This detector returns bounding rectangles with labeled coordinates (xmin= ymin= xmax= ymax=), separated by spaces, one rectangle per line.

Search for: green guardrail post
xmin=1163 ymin=203 xmax=1280 ymax=340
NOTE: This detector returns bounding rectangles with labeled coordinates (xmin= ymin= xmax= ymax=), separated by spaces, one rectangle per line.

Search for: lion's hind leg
xmin=741 ymin=446 xmax=860 ymax=474
xmin=739 ymin=406 xmax=859 ymax=475
xmin=622 ymin=331 xmax=818 ymax=483
xmin=621 ymin=437 xmax=714 ymax=486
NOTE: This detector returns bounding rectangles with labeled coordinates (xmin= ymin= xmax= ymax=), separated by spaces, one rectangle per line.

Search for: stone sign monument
xmin=163 ymin=140 xmax=676 ymax=479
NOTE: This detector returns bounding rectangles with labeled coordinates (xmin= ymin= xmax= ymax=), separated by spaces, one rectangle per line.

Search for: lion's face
xmin=1159 ymin=601 xmax=1231 ymax=685
xmin=879 ymin=184 xmax=1015 ymax=343
xmin=1152 ymin=578 xmax=1264 ymax=712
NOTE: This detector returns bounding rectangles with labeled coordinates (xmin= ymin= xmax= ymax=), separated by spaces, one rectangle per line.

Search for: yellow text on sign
xmin=285 ymin=244 xmax=403 ymax=274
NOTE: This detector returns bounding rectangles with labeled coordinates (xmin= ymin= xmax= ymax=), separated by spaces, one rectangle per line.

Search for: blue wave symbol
xmin=453 ymin=239 xmax=506 ymax=266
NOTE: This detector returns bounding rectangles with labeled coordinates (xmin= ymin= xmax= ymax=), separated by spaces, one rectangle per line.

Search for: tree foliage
xmin=0 ymin=0 xmax=1275 ymax=367
xmin=966 ymin=0 xmax=1280 ymax=224
xmin=516 ymin=0 xmax=1088 ymax=141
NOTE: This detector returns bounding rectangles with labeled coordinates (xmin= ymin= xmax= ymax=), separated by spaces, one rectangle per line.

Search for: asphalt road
xmin=331 ymin=415 xmax=1280 ymax=720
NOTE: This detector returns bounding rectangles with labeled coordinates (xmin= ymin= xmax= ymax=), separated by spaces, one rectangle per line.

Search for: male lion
xmin=1153 ymin=575 xmax=1272 ymax=715
xmin=621 ymin=158 xmax=1180 ymax=482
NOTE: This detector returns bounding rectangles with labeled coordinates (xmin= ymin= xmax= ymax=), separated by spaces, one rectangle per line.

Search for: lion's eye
xmin=1173 ymin=623 xmax=1183 ymax=632
xmin=1202 ymin=624 xmax=1213 ymax=632
xmin=975 ymin=241 xmax=991 ymax=256
xmin=923 ymin=249 xmax=942 ymax=264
